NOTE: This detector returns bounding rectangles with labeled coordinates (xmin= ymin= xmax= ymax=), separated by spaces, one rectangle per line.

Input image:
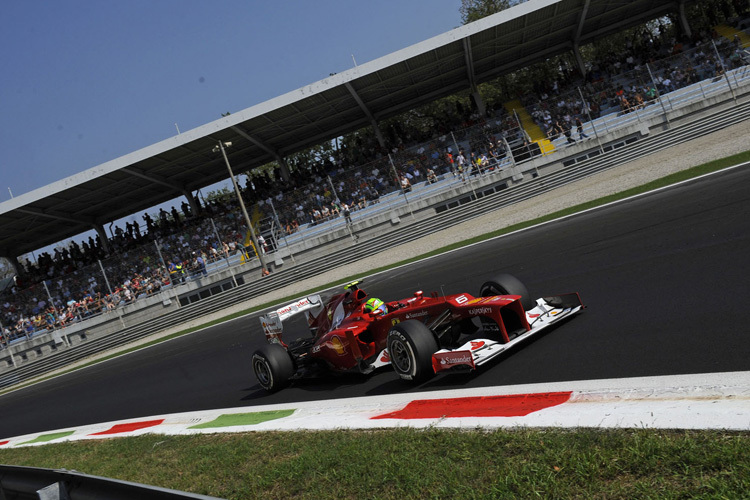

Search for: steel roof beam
xmin=574 ymin=0 xmax=591 ymax=43
xmin=578 ymin=3 xmax=675 ymax=44
xmin=16 ymin=207 xmax=94 ymax=226
xmin=122 ymin=167 xmax=184 ymax=192
xmin=231 ymin=126 xmax=279 ymax=158
xmin=462 ymin=38 xmax=477 ymax=90
xmin=572 ymin=0 xmax=592 ymax=75
xmin=345 ymin=82 xmax=386 ymax=147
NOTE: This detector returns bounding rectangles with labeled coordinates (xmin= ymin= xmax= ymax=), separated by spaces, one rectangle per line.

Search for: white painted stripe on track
xmin=3 ymin=371 xmax=748 ymax=447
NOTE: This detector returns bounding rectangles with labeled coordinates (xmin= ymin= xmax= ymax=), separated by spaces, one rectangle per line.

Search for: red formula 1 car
xmin=252 ymin=275 xmax=583 ymax=392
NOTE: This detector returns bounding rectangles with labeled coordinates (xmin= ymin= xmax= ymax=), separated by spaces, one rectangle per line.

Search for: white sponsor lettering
xmin=440 ymin=355 xmax=472 ymax=364
xmin=405 ymin=311 xmax=429 ymax=319
xmin=469 ymin=307 xmax=493 ymax=315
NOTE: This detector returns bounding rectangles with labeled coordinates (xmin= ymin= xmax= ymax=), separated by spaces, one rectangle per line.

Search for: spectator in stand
xmin=193 ymin=252 xmax=207 ymax=276
xmin=1 ymin=325 xmax=9 ymax=347
xmin=399 ymin=174 xmax=412 ymax=193
xmin=257 ymin=234 xmax=267 ymax=255
xmin=426 ymin=167 xmax=438 ymax=184
xmin=456 ymin=150 xmax=467 ymax=178
xmin=143 ymin=212 xmax=154 ymax=233
xmin=561 ymin=122 xmax=576 ymax=145
xmin=330 ymin=201 xmax=340 ymax=217
xmin=618 ymin=95 xmax=632 ymax=114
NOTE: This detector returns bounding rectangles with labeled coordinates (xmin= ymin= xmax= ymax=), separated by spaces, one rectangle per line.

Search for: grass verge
xmin=1 ymin=429 xmax=749 ymax=499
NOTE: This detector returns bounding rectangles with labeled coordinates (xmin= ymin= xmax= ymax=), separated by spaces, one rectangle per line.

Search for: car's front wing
xmin=432 ymin=294 xmax=583 ymax=373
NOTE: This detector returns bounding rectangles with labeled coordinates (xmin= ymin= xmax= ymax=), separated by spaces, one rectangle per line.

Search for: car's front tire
xmin=387 ymin=320 xmax=438 ymax=382
xmin=480 ymin=273 xmax=535 ymax=311
xmin=252 ymin=343 xmax=294 ymax=392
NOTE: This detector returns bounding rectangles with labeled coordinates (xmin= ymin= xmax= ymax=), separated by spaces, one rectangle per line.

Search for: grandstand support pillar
xmin=462 ymin=38 xmax=486 ymax=118
xmin=2 ymin=332 xmax=16 ymax=364
xmin=678 ymin=1 xmax=692 ymax=39
xmin=388 ymin=154 xmax=415 ymax=220
xmin=345 ymin=82 xmax=386 ymax=149
xmin=268 ymin=199 xmax=296 ymax=260
xmin=646 ymin=63 xmax=671 ymax=127
xmin=572 ymin=43 xmax=586 ymax=78
xmin=183 ymin=190 xmax=200 ymax=217
xmin=471 ymin=87 xmax=486 ymax=118
xmin=1 ymin=256 xmax=19 ymax=277
xmin=577 ymin=87 xmax=604 ymax=154
xmin=98 ymin=259 xmax=114 ymax=297
xmin=209 ymin=219 xmax=238 ymax=286
xmin=711 ymin=40 xmax=737 ymax=104
xmin=93 ymin=224 xmax=110 ymax=254
xmin=502 ymin=136 xmax=518 ymax=174
xmin=275 ymin=155 xmax=291 ymax=183
xmin=215 ymin=141 xmax=270 ymax=277
xmin=372 ymin=123 xmax=386 ymax=149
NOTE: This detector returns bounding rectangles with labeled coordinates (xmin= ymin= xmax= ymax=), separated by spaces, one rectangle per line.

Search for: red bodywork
xmin=297 ymin=287 xmax=529 ymax=373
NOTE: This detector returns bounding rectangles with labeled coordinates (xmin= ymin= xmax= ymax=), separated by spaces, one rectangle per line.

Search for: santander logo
xmin=440 ymin=355 xmax=472 ymax=364
xmin=470 ymin=341 xmax=485 ymax=350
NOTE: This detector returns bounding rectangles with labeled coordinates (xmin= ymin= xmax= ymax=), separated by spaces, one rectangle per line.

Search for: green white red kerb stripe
xmin=2 ymin=372 xmax=748 ymax=447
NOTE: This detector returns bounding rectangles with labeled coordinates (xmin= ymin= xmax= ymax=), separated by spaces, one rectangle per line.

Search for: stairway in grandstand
xmin=503 ymin=99 xmax=555 ymax=155
xmin=715 ymin=23 xmax=750 ymax=48
xmin=238 ymin=204 xmax=265 ymax=262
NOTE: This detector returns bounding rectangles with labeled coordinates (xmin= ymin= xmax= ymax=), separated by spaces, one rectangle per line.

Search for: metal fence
xmin=0 ymin=464 xmax=223 ymax=500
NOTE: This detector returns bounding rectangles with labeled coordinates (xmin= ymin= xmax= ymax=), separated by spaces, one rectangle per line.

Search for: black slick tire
xmin=387 ymin=320 xmax=438 ymax=382
xmin=252 ymin=343 xmax=294 ymax=393
xmin=480 ymin=273 xmax=535 ymax=311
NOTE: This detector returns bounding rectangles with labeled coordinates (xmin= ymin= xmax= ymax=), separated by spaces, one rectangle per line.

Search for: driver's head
xmin=364 ymin=297 xmax=387 ymax=315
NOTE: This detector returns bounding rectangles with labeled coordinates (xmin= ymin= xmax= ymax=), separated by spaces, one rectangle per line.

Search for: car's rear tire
xmin=252 ymin=343 xmax=294 ymax=392
xmin=387 ymin=320 xmax=438 ymax=382
xmin=480 ymin=273 xmax=535 ymax=311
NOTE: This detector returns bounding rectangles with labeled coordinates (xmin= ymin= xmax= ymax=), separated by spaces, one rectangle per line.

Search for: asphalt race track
xmin=2 ymin=166 xmax=749 ymax=439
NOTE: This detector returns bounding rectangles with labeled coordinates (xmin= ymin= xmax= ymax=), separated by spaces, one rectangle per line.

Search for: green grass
xmin=1 ymin=429 xmax=749 ymax=499
xmin=1 ymin=151 xmax=749 ymax=499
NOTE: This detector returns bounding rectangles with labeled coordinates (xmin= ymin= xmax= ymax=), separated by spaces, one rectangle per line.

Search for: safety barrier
xmin=0 ymin=464 xmax=222 ymax=500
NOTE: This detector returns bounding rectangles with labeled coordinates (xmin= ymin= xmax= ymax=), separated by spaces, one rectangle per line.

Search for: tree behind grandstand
xmin=459 ymin=0 xmax=525 ymax=24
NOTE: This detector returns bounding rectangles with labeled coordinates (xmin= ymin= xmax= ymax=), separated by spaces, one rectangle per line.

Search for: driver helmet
xmin=364 ymin=297 xmax=387 ymax=315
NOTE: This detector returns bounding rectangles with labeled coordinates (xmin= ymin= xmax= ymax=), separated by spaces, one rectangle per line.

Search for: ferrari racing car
xmin=253 ymin=274 xmax=583 ymax=392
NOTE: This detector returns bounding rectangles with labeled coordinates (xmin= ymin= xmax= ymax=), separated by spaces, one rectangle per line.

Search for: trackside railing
xmin=0 ymin=464 xmax=224 ymax=500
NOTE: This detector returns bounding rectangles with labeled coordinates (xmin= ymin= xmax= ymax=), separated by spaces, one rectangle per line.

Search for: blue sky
xmin=1 ymin=0 xmax=462 ymax=201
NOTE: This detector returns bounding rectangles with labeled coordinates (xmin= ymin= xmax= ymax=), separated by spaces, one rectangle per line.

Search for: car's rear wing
xmin=259 ymin=295 xmax=323 ymax=344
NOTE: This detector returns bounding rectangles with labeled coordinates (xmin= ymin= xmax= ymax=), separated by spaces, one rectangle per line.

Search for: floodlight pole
xmin=216 ymin=141 xmax=269 ymax=276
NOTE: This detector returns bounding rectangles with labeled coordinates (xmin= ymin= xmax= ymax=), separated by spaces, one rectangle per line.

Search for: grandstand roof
xmin=0 ymin=0 xmax=688 ymax=257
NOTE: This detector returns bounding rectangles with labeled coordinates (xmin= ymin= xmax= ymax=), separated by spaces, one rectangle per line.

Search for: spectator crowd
xmin=3 ymin=11 xmax=749 ymax=348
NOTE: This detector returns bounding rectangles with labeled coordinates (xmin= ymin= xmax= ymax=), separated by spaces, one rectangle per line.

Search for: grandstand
xmin=1 ymin=0 xmax=749 ymax=377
